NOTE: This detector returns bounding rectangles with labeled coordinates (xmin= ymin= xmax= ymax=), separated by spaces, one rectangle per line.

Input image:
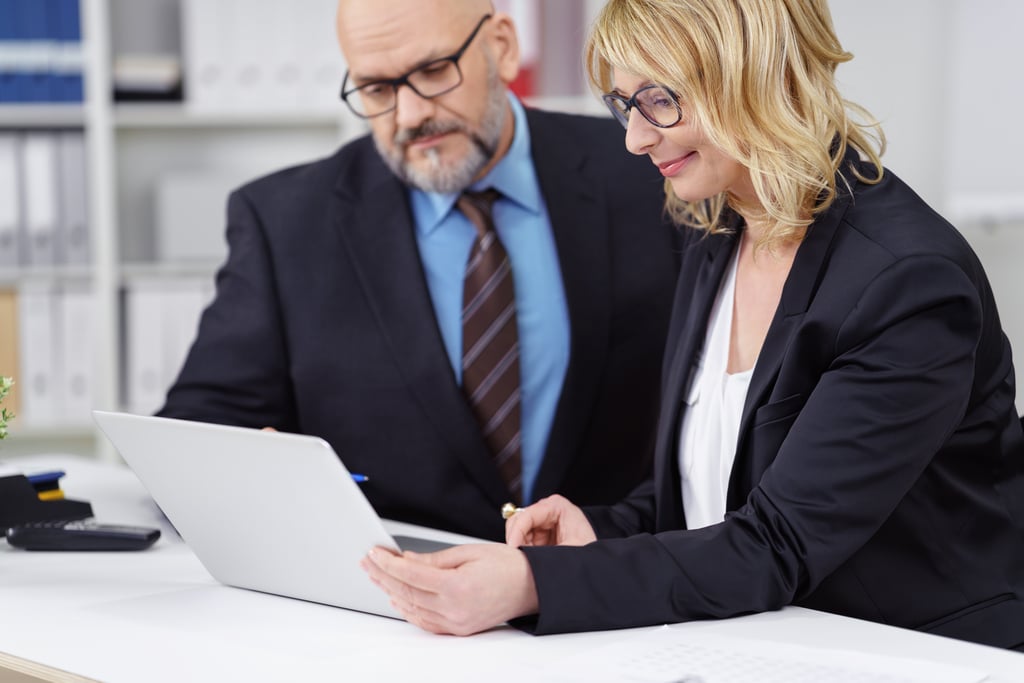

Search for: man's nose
xmin=394 ymin=84 xmax=435 ymax=131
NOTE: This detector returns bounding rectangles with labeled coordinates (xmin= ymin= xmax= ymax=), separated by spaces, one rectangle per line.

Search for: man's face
xmin=338 ymin=2 xmax=515 ymax=193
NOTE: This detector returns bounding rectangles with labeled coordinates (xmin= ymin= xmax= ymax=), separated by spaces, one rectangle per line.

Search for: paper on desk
xmin=542 ymin=625 xmax=988 ymax=683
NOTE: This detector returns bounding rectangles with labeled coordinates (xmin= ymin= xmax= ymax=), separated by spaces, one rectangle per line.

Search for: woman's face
xmin=611 ymin=68 xmax=755 ymax=205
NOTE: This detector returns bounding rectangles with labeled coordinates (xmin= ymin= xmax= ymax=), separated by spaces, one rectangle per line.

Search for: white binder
xmin=0 ymin=133 xmax=22 ymax=269
xmin=56 ymin=282 xmax=95 ymax=425
xmin=16 ymin=281 xmax=61 ymax=426
xmin=125 ymin=277 xmax=169 ymax=416
xmin=20 ymin=132 xmax=59 ymax=267
xmin=182 ymin=0 xmax=232 ymax=110
xmin=57 ymin=131 xmax=89 ymax=265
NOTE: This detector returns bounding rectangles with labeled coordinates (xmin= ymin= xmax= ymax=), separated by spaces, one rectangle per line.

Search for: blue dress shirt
xmin=410 ymin=95 xmax=570 ymax=504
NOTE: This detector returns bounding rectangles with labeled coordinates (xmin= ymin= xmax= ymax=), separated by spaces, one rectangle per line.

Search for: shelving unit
xmin=0 ymin=0 xmax=351 ymax=459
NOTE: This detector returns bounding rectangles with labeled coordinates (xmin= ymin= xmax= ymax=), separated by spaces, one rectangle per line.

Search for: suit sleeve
xmin=582 ymin=478 xmax=658 ymax=538
xmin=157 ymin=188 xmax=298 ymax=430
xmin=521 ymin=254 xmax=983 ymax=634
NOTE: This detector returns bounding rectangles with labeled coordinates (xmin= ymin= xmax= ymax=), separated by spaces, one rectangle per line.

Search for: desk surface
xmin=2 ymin=454 xmax=1023 ymax=683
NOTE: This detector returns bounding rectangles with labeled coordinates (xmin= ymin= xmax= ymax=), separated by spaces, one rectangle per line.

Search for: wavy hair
xmin=585 ymin=0 xmax=885 ymax=248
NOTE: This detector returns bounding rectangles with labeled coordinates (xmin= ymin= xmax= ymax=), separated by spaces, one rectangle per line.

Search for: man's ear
xmin=489 ymin=13 xmax=521 ymax=85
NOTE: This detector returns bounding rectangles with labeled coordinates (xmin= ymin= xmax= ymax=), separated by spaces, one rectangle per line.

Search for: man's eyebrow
xmin=349 ymin=50 xmax=450 ymax=86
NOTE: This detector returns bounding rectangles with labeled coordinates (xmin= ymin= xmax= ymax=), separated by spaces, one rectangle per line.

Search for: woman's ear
xmin=488 ymin=13 xmax=521 ymax=85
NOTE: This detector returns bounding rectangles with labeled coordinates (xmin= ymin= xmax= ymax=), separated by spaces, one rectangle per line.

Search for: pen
xmin=351 ymin=473 xmax=370 ymax=483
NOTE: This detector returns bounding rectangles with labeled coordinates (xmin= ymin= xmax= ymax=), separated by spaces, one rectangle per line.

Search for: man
xmin=158 ymin=0 xmax=679 ymax=541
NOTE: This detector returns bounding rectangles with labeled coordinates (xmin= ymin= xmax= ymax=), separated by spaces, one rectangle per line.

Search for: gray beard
xmin=373 ymin=64 xmax=509 ymax=194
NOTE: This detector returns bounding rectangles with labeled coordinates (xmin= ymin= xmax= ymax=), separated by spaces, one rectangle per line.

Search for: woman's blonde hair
xmin=585 ymin=0 xmax=885 ymax=248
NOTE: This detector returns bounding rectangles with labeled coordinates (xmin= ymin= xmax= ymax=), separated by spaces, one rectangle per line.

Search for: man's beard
xmin=373 ymin=60 xmax=508 ymax=194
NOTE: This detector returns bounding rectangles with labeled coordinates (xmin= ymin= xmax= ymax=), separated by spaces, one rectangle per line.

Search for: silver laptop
xmin=93 ymin=410 xmax=456 ymax=619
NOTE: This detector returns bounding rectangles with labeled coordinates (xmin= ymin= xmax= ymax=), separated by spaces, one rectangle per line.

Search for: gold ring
xmin=501 ymin=502 xmax=523 ymax=520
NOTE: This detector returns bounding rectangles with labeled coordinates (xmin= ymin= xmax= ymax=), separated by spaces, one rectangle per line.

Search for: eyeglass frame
xmin=339 ymin=14 xmax=493 ymax=119
xmin=602 ymin=84 xmax=683 ymax=130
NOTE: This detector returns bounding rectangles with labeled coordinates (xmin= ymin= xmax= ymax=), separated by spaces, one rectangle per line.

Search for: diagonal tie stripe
xmin=459 ymin=189 xmax=523 ymax=504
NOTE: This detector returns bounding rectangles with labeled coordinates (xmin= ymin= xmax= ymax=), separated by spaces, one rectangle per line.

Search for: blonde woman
xmin=363 ymin=0 xmax=1024 ymax=650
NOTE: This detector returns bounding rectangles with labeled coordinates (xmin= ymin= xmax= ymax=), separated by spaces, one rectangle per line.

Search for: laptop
xmin=92 ymin=410 xmax=460 ymax=619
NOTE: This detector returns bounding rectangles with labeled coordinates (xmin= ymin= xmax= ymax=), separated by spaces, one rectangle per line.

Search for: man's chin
xmin=402 ymin=156 xmax=482 ymax=194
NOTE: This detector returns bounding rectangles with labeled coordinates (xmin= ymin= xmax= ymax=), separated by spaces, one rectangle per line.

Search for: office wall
xmin=828 ymin=0 xmax=1024 ymax=409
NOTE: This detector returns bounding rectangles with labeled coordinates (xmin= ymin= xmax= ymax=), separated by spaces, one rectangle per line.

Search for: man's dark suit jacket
xmin=521 ymin=154 xmax=1024 ymax=649
xmin=158 ymin=107 xmax=679 ymax=542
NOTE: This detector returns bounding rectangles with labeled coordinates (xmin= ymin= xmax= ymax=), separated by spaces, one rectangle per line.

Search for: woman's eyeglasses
xmin=602 ymin=84 xmax=683 ymax=129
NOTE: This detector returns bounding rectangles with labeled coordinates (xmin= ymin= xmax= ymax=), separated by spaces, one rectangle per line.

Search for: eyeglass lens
xmin=605 ymin=85 xmax=680 ymax=129
xmin=352 ymin=60 xmax=461 ymax=117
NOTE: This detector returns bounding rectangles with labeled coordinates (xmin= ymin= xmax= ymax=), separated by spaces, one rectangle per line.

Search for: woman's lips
xmin=657 ymin=152 xmax=695 ymax=177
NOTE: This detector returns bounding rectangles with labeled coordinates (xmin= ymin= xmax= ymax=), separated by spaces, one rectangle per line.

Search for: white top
xmin=678 ymin=248 xmax=753 ymax=529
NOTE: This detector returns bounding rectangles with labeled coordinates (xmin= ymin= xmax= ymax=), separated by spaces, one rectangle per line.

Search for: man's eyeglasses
xmin=602 ymin=84 xmax=683 ymax=130
xmin=340 ymin=14 xmax=492 ymax=119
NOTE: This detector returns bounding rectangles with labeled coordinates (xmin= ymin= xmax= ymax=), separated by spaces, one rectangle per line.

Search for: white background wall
xmin=829 ymin=0 xmax=1024 ymax=409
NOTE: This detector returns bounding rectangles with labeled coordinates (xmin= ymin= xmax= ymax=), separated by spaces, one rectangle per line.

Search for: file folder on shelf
xmin=57 ymin=131 xmax=89 ymax=265
xmin=0 ymin=133 xmax=22 ymax=269
xmin=16 ymin=281 xmax=60 ymax=427
xmin=21 ymin=132 xmax=59 ymax=267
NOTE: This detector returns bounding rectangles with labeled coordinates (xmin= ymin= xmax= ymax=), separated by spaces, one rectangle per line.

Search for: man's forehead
xmin=339 ymin=3 xmax=470 ymax=81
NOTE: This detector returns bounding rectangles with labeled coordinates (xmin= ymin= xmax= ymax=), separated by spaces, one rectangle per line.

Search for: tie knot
xmin=457 ymin=189 xmax=502 ymax=238
xmin=460 ymin=188 xmax=501 ymax=211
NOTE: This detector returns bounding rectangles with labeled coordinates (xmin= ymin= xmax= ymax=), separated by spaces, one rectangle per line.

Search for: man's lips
xmin=407 ymin=131 xmax=453 ymax=150
xmin=657 ymin=152 xmax=695 ymax=177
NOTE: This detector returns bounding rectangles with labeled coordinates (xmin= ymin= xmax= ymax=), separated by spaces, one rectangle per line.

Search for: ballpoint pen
xmin=351 ymin=474 xmax=370 ymax=483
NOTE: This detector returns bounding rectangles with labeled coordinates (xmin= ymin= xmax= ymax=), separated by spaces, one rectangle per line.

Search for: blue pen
xmin=351 ymin=473 xmax=370 ymax=483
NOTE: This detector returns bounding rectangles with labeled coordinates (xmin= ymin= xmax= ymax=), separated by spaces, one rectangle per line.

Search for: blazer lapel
xmin=526 ymin=112 xmax=614 ymax=499
xmin=332 ymin=157 xmax=510 ymax=505
xmin=727 ymin=187 xmax=852 ymax=505
xmin=655 ymin=229 xmax=738 ymax=530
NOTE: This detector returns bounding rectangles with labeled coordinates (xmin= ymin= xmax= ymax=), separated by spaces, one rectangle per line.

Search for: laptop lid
xmin=93 ymin=410 xmax=411 ymax=619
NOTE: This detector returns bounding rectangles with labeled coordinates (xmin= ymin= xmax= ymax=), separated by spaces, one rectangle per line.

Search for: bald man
xmin=159 ymin=0 xmax=679 ymax=541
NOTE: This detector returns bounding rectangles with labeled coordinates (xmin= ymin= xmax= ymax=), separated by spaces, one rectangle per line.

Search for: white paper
xmin=543 ymin=626 xmax=988 ymax=683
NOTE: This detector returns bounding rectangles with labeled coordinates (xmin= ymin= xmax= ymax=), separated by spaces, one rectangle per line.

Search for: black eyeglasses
xmin=340 ymin=14 xmax=492 ymax=119
xmin=602 ymin=84 xmax=683 ymax=130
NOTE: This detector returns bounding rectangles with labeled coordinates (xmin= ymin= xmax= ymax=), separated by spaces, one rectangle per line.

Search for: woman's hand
xmin=360 ymin=544 xmax=539 ymax=636
xmin=505 ymin=494 xmax=597 ymax=548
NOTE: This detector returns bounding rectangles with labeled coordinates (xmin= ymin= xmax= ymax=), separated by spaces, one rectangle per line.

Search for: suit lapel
xmin=655 ymin=230 xmax=738 ymax=530
xmin=526 ymin=110 xmax=612 ymax=499
xmin=727 ymin=187 xmax=852 ymax=505
xmin=332 ymin=153 xmax=510 ymax=505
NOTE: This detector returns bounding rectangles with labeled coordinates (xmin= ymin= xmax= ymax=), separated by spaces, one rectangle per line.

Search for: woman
xmin=362 ymin=0 xmax=1024 ymax=649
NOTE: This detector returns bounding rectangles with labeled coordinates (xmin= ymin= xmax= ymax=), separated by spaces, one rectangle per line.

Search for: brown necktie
xmin=458 ymin=189 xmax=523 ymax=504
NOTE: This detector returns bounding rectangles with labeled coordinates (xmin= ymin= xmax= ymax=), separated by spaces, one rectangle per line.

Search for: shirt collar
xmin=412 ymin=93 xmax=541 ymax=237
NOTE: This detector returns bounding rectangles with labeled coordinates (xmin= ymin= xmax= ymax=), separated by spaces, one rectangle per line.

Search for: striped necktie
xmin=458 ymin=189 xmax=523 ymax=504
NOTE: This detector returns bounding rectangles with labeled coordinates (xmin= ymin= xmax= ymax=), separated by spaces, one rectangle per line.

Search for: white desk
xmin=2 ymin=455 xmax=1023 ymax=682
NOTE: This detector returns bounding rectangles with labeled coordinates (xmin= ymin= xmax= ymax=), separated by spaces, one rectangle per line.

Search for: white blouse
xmin=678 ymin=248 xmax=753 ymax=530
